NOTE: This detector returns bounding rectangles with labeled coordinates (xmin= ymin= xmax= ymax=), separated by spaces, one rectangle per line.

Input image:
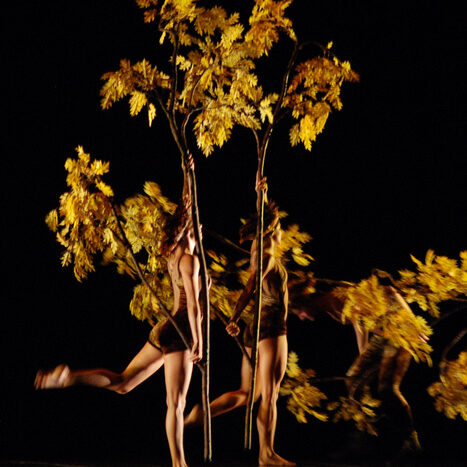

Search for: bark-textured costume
xmin=243 ymin=261 xmax=288 ymax=347
xmin=149 ymin=272 xmax=192 ymax=354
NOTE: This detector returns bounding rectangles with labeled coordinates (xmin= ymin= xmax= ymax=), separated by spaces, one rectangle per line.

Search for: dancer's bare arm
xmin=351 ymin=320 xmax=369 ymax=354
xmin=227 ymin=271 xmax=256 ymax=336
xmin=180 ymin=253 xmax=203 ymax=362
xmin=227 ymin=246 xmax=278 ymax=337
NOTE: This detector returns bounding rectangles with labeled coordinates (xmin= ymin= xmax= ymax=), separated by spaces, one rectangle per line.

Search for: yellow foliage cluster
xmin=46 ymin=146 xmax=116 ymax=282
xmin=130 ymin=273 xmax=174 ymax=324
xmin=245 ymin=0 xmax=296 ymax=56
xmin=428 ymin=352 xmax=467 ymax=421
xmin=334 ymin=277 xmax=433 ymax=363
xmin=119 ymin=182 xmax=176 ymax=268
xmin=46 ymin=148 xmax=177 ymax=323
xmin=100 ymin=58 xmax=170 ymax=126
xmin=285 ymin=54 xmax=359 ymax=150
xmin=327 ymin=390 xmax=381 ymax=436
xmin=116 ymin=183 xmax=177 ymax=321
xmin=395 ymin=250 xmax=467 ymax=318
xmin=275 ymin=223 xmax=313 ymax=266
xmin=279 ymin=352 xmax=328 ymax=423
xmin=206 ymin=250 xmax=243 ymax=321
xmin=100 ymin=0 xmax=357 ymax=156
xmin=281 ymin=350 xmax=382 ymax=435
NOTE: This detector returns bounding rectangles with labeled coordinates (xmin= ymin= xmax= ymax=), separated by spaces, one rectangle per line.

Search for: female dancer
xmin=344 ymin=286 xmax=427 ymax=449
xmin=288 ymin=281 xmax=425 ymax=449
xmin=186 ymin=179 xmax=295 ymax=466
xmin=35 ymin=208 xmax=203 ymax=467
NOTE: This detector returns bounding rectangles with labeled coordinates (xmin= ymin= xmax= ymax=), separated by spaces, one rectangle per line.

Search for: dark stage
xmin=3 ymin=1 xmax=466 ymax=466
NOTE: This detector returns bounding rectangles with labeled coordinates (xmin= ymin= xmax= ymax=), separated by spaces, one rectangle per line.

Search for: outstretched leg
xmin=164 ymin=350 xmax=193 ymax=467
xmin=35 ymin=342 xmax=164 ymax=394
xmin=185 ymin=349 xmax=258 ymax=426
xmin=256 ymin=336 xmax=295 ymax=466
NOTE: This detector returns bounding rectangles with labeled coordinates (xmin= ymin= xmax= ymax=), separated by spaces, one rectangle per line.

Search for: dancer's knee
xmin=237 ymin=389 xmax=250 ymax=403
xmin=166 ymin=392 xmax=187 ymax=414
xmin=261 ymin=384 xmax=280 ymax=405
xmin=225 ymin=389 xmax=250 ymax=408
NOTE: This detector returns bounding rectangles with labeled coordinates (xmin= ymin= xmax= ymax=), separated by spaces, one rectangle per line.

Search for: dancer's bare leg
xmin=256 ymin=336 xmax=295 ymax=466
xmin=378 ymin=348 xmax=420 ymax=450
xmin=35 ymin=342 xmax=164 ymax=394
xmin=185 ymin=348 xmax=258 ymax=426
xmin=164 ymin=350 xmax=193 ymax=467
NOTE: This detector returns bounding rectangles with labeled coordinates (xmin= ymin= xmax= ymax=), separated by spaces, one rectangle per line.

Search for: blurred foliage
xmin=428 ymin=351 xmax=467 ymax=421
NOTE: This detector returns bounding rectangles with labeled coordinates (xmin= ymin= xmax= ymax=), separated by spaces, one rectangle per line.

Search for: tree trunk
xmin=185 ymin=159 xmax=212 ymax=462
xmin=244 ymin=157 xmax=266 ymax=450
xmin=159 ymin=101 xmax=212 ymax=461
xmin=243 ymin=44 xmax=298 ymax=449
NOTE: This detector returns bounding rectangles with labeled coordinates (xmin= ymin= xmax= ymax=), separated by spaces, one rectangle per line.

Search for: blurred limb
xmin=35 ymin=342 xmax=164 ymax=394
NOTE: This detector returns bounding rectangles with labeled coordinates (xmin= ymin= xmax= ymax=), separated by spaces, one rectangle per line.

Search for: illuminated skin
xmin=186 ymin=180 xmax=295 ymax=466
xmin=35 ymin=227 xmax=202 ymax=467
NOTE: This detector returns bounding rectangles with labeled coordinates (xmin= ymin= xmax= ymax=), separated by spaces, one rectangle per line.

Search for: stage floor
xmin=2 ymin=460 xmax=466 ymax=467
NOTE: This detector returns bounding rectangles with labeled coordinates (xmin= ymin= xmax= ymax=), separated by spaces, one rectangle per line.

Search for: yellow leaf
xmin=96 ymin=181 xmax=114 ymax=198
xmin=45 ymin=209 xmax=59 ymax=232
xmin=129 ymin=91 xmax=148 ymax=116
xmin=148 ymin=103 xmax=156 ymax=127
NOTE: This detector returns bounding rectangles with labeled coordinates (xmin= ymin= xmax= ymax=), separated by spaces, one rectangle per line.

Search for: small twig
xmin=431 ymin=305 xmax=467 ymax=327
xmin=307 ymin=375 xmax=349 ymax=384
xmin=205 ymin=228 xmax=250 ymax=255
xmin=372 ymin=268 xmax=399 ymax=287
xmin=441 ymin=328 xmax=467 ymax=363
xmin=315 ymin=277 xmax=355 ymax=287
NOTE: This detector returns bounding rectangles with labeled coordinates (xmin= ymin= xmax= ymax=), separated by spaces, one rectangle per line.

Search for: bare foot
xmin=259 ymin=452 xmax=295 ymax=466
xmin=184 ymin=403 xmax=203 ymax=427
xmin=35 ymin=364 xmax=71 ymax=389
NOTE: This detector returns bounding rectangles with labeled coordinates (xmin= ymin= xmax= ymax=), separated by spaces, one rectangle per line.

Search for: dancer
xmin=289 ymin=282 xmax=425 ymax=449
xmin=344 ymin=286 xmax=427 ymax=449
xmin=186 ymin=177 xmax=295 ymax=466
xmin=35 ymin=202 xmax=203 ymax=467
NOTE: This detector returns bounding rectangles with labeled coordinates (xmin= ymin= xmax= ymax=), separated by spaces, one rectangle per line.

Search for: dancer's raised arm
xmin=180 ymin=251 xmax=202 ymax=363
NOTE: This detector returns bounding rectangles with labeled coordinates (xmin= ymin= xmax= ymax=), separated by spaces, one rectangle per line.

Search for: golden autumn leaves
xmin=428 ymin=352 xmax=467 ymax=421
xmin=45 ymin=147 xmax=115 ymax=281
xmin=46 ymin=147 xmax=176 ymax=323
xmin=99 ymin=0 xmax=358 ymax=155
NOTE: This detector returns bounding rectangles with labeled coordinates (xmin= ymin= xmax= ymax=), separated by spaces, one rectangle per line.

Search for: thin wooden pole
xmin=244 ymin=158 xmax=266 ymax=450
xmin=186 ymin=162 xmax=212 ymax=462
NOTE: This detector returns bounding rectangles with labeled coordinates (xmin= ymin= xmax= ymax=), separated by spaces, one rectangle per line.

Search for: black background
xmin=3 ymin=1 xmax=466 ymax=465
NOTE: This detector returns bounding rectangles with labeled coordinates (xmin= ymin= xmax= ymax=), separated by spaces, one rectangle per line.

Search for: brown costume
xmin=148 ymin=274 xmax=192 ymax=354
xmin=243 ymin=261 xmax=288 ymax=348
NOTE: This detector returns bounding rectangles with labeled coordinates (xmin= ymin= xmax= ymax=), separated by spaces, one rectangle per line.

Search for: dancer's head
xmin=163 ymin=202 xmax=194 ymax=255
xmin=239 ymin=200 xmax=281 ymax=245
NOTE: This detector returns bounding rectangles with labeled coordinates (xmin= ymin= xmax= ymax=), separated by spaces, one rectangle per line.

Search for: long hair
xmin=162 ymin=201 xmax=192 ymax=256
xmin=239 ymin=200 xmax=280 ymax=244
